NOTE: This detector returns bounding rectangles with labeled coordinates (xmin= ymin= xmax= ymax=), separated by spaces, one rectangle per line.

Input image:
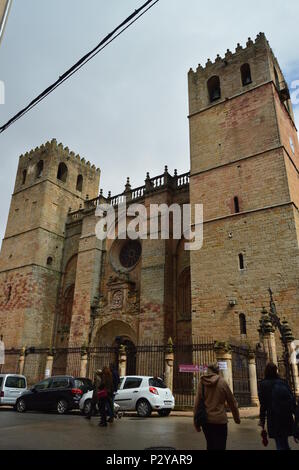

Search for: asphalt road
xmin=0 ymin=408 xmax=291 ymax=451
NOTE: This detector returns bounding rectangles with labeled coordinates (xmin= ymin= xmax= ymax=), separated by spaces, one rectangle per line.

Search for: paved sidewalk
xmin=172 ymin=407 xmax=260 ymax=419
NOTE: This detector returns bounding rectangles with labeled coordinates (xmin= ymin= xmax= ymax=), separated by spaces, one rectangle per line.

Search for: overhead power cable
xmin=0 ymin=0 xmax=160 ymax=134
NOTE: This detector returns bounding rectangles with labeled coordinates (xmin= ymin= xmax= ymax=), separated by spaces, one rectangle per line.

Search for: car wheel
xmin=158 ymin=409 xmax=171 ymax=417
xmin=82 ymin=399 xmax=92 ymax=416
xmin=136 ymin=399 xmax=152 ymax=417
xmin=16 ymin=398 xmax=27 ymax=413
xmin=56 ymin=399 xmax=68 ymax=415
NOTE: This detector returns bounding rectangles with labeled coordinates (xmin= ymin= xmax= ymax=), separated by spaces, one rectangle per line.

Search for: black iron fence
xmin=1 ymin=340 xmax=270 ymax=409
xmin=231 ymin=345 xmax=251 ymax=407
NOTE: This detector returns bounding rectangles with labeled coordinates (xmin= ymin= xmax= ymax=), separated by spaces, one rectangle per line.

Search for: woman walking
xmin=194 ymin=363 xmax=241 ymax=451
xmin=258 ymin=362 xmax=298 ymax=450
xmin=98 ymin=366 xmax=114 ymax=427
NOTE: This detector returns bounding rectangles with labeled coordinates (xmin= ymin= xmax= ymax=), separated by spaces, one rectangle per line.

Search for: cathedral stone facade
xmin=0 ymin=33 xmax=298 ymax=354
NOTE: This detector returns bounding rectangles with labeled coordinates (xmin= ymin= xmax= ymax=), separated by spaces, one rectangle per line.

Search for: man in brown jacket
xmin=194 ymin=364 xmax=241 ymax=450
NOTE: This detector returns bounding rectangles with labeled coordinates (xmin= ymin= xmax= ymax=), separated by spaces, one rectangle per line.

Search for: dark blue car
xmin=15 ymin=376 xmax=93 ymax=414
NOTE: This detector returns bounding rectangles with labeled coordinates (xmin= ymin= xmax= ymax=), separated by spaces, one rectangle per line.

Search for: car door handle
xmin=133 ymin=391 xmax=139 ymax=393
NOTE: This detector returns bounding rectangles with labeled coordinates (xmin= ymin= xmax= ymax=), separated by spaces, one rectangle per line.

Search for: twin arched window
xmin=207 ymin=64 xmax=252 ymax=103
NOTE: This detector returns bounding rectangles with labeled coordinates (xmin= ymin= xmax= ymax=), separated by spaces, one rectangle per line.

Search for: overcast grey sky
xmin=0 ymin=0 xmax=298 ymax=242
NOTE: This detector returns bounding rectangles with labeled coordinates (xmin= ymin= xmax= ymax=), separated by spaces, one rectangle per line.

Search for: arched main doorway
xmin=95 ymin=320 xmax=137 ymax=375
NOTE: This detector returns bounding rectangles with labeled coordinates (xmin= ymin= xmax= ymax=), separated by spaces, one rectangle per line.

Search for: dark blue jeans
xmin=275 ymin=436 xmax=290 ymax=451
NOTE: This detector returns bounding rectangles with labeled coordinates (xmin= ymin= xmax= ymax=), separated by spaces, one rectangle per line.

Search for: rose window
xmin=119 ymin=241 xmax=142 ymax=269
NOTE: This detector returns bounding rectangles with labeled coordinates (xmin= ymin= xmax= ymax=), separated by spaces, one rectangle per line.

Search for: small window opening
xmin=47 ymin=257 xmax=53 ymax=266
xmin=208 ymin=76 xmax=221 ymax=102
xmin=234 ymin=196 xmax=240 ymax=214
xmin=239 ymin=313 xmax=247 ymax=335
xmin=76 ymin=175 xmax=83 ymax=192
xmin=57 ymin=163 xmax=68 ymax=183
xmin=239 ymin=253 xmax=245 ymax=270
xmin=7 ymin=285 xmax=12 ymax=302
xmin=241 ymin=64 xmax=252 ymax=86
xmin=22 ymin=169 xmax=27 ymax=185
xmin=36 ymin=160 xmax=44 ymax=179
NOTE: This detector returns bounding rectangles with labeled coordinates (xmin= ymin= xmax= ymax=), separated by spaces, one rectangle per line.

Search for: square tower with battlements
xmin=188 ymin=33 xmax=299 ymax=345
xmin=0 ymin=139 xmax=100 ymax=349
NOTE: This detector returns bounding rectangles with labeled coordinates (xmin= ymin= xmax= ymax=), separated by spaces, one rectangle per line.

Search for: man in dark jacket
xmin=258 ymin=362 xmax=298 ymax=450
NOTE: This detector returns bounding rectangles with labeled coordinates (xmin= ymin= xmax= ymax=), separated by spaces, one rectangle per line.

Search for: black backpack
xmin=271 ymin=380 xmax=295 ymax=420
xmin=194 ymin=383 xmax=207 ymax=430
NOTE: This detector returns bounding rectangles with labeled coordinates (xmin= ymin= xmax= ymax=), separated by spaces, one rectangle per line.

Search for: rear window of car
xmin=0 ymin=377 xmax=3 ymax=388
xmin=5 ymin=376 xmax=26 ymax=389
xmin=50 ymin=378 xmax=70 ymax=389
xmin=123 ymin=377 xmax=143 ymax=390
xmin=74 ymin=379 xmax=93 ymax=392
xmin=149 ymin=377 xmax=167 ymax=389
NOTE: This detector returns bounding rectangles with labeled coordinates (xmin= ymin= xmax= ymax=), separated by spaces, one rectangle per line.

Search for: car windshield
xmin=5 ymin=376 xmax=26 ymax=388
xmin=149 ymin=377 xmax=167 ymax=389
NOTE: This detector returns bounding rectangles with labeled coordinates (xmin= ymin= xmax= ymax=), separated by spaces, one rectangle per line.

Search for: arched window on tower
xmin=234 ymin=196 xmax=240 ymax=214
xmin=239 ymin=253 xmax=245 ymax=270
xmin=239 ymin=313 xmax=247 ymax=336
xmin=22 ymin=169 xmax=27 ymax=185
xmin=57 ymin=162 xmax=68 ymax=183
xmin=207 ymin=76 xmax=221 ymax=103
xmin=177 ymin=268 xmax=192 ymax=321
xmin=36 ymin=160 xmax=44 ymax=179
xmin=241 ymin=63 xmax=252 ymax=86
xmin=76 ymin=174 xmax=83 ymax=192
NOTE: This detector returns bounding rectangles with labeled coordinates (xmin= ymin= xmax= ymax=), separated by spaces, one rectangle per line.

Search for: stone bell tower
xmin=188 ymin=33 xmax=299 ymax=345
xmin=0 ymin=139 xmax=100 ymax=348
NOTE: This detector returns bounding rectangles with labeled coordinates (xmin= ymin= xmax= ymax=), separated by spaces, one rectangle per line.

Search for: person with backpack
xmin=193 ymin=363 xmax=241 ymax=451
xmin=258 ymin=362 xmax=298 ymax=450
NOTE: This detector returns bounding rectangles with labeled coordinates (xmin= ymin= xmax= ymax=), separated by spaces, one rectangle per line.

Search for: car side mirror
xmin=31 ymin=386 xmax=37 ymax=393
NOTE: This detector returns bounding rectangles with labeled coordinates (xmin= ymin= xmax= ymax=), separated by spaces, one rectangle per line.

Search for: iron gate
xmin=231 ymin=345 xmax=251 ymax=407
xmin=173 ymin=338 xmax=216 ymax=408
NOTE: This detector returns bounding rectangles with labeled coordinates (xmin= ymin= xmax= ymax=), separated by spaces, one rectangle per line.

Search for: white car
xmin=115 ymin=376 xmax=175 ymax=417
xmin=79 ymin=376 xmax=174 ymax=418
xmin=0 ymin=374 xmax=27 ymax=407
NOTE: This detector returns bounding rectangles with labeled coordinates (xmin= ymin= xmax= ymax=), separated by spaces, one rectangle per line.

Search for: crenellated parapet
xmin=19 ymin=138 xmax=100 ymax=174
xmin=189 ymin=33 xmax=268 ymax=78
xmin=188 ymin=32 xmax=290 ymax=116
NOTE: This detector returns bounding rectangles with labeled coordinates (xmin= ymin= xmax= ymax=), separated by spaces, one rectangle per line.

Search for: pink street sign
xmin=179 ymin=364 xmax=200 ymax=373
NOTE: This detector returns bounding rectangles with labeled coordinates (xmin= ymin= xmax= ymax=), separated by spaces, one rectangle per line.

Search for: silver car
xmin=0 ymin=374 xmax=27 ymax=407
